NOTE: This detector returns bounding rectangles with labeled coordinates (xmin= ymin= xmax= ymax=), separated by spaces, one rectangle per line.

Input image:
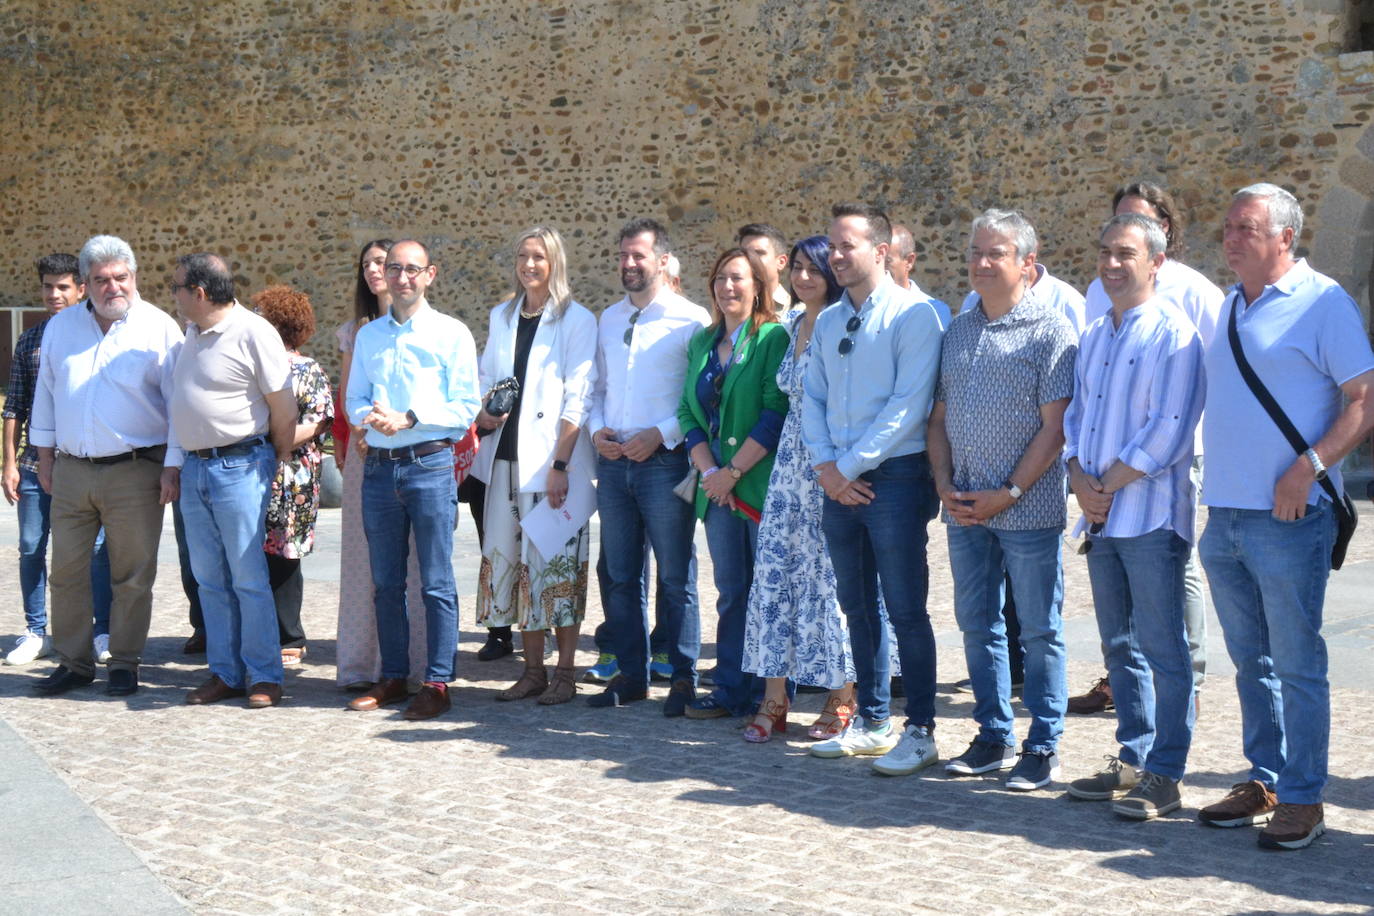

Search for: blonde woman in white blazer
xmin=474 ymin=226 xmax=597 ymax=705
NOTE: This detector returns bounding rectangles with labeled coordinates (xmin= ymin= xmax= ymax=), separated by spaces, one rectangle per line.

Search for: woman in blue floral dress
xmin=741 ymin=236 xmax=858 ymax=742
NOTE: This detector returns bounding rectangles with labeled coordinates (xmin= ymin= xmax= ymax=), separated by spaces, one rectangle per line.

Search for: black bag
xmin=1227 ymin=296 xmax=1357 ymax=569
xmin=483 ymin=376 xmax=520 ymax=418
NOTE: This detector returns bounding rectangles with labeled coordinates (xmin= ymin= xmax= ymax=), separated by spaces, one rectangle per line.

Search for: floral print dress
xmin=265 ymin=353 xmax=333 ymax=559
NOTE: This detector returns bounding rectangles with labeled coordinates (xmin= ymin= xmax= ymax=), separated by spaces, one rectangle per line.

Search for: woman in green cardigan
xmin=677 ymin=248 xmax=790 ymax=720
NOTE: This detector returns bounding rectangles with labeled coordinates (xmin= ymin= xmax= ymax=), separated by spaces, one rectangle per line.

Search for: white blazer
xmin=472 ymin=297 xmax=598 ymax=493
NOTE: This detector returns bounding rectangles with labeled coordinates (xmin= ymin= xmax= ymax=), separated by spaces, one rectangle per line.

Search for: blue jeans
xmin=1086 ymin=528 xmax=1194 ymax=778
xmin=362 ymin=446 xmax=459 ymax=683
xmin=1200 ymin=501 xmax=1334 ymax=804
xmin=16 ymin=467 xmax=112 ymax=636
xmin=821 ymin=452 xmax=938 ymax=727
xmin=173 ymin=497 xmax=205 ymax=631
xmin=593 ymin=541 xmax=672 ymax=656
xmin=597 ymin=451 xmax=700 ymax=687
xmin=947 ymin=524 xmax=1067 ymax=754
xmin=179 ymin=445 xmax=282 ymax=689
xmin=702 ymin=502 xmax=758 ymax=714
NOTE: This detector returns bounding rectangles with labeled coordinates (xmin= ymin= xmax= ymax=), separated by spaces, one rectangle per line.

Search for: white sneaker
xmin=809 ymin=719 xmax=898 ymax=758
xmin=94 ymin=633 xmax=111 ymax=663
xmin=872 ymin=724 xmax=940 ymax=776
xmin=6 ymin=631 xmax=52 ymax=666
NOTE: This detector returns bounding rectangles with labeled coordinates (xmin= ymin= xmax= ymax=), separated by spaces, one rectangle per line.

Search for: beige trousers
xmin=50 ymin=454 xmax=165 ymax=676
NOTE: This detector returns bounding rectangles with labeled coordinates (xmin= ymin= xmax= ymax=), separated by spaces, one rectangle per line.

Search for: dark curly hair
xmin=252 ymin=284 xmax=316 ymax=350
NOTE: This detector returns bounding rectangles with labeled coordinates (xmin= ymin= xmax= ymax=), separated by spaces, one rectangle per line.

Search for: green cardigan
xmin=676 ymin=320 xmax=790 ymax=521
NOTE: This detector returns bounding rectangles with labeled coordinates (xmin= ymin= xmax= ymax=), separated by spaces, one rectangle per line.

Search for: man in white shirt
xmin=588 ymin=217 xmax=709 ymax=713
xmin=1069 ymin=181 xmax=1224 ymax=717
xmin=171 ymin=253 xmax=296 ymax=710
xmin=29 ymin=235 xmax=183 ymax=697
xmin=737 ymin=223 xmax=793 ymax=310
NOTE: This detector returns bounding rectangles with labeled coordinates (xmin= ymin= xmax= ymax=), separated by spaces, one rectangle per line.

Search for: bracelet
xmin=702 ymin=466 xmax=720 ymax=478
xmin=1305 ymin=448 xmax=1327 ymax=481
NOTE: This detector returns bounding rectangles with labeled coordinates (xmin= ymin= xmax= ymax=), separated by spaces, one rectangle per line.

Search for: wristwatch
xmin=1304 ymin=448 xmax=1327 ymax=481
xmin=1005 ymin=481 xmax=1023 ymax=501
xmin=725 ymin=464 xmax=743 ymax=480
xmin=551 ymin=459 xmax=568 ymax=472
xmin=405 ymin=409 xmax=419 ymax=428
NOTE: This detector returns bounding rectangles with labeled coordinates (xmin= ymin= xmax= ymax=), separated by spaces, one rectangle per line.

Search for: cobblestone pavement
xmin=1 ymin=504 xmax=1371 ymax=915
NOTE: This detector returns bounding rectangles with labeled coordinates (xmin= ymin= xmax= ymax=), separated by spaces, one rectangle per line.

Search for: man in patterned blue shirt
xmin=929 ymin=209 xmax=1077 ymax=792
xmin=1 ymin=254 xmax=111 ymax=667
xmin=1063 ymin=214 xmax=1205 ymax=819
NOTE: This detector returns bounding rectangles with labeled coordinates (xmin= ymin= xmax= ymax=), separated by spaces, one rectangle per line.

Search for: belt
xmin=188 ymin=436 xmax=268 ymax=460
xmin=372 ymin=439 xmax=453 ymax=461
xmin=61 ymin=445 xmax=166 ymax=465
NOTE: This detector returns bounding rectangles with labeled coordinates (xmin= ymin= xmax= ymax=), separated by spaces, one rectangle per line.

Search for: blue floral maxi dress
xmin=741 ymin=312 xmax=856 ymax=688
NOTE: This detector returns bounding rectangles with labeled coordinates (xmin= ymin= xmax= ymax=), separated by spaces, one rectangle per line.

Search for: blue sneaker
xmin=582 ymin=653 xmax=619 ymax=683
xmin=649 ymin=652 xmax=673 ymax=682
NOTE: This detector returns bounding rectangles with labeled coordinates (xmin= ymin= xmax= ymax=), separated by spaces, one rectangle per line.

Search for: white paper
xmin=520 ymin=475 xmax=596 ymax=562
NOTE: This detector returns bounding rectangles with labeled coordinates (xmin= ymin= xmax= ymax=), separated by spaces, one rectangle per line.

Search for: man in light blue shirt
xmin=1063 ymin=214 xmax=1204 ymax=818
xmin=888 ymin=223 xmax=952 ymax=329
xmin=345 ymin=239 xmax=481 ymax=721
xmin=1197 ymin=184 xmax=1374 ymax=850
xmin=802 ymin=202 xmax=944 ymax=773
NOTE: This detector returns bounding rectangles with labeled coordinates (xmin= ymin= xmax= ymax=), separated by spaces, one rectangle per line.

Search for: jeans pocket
xmin=413 ymin=448 xmax=455 ymax=472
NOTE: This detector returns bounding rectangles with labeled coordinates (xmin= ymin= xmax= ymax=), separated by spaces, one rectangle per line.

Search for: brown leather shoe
xmin=247 ymin=682 xmax=283 ymax=708
xmin=1067 ymin=676 xmax=1114 ymax=714
xmin=185 ymin=675 xmax=246 ymax=705
xmin=403 ymin=683 xmax=451 ymax=720
xmin=347 ymin=677 xmax=409 ymax=711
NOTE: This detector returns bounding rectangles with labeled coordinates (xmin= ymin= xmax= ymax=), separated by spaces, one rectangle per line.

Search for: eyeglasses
xmin=967 ymin=248 xmax=1014 ymax=264
xmin=168 ymin=282 xmax=192 ymax=294
xmin=384 ymin=263 xmax=429 ymax=278
xmin=838 ymin=314 xmax=861 ymax=356
xmin=623 ymin=309 xmax=641 ymax=346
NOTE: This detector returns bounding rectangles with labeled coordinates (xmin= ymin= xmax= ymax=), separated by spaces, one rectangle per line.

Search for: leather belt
xmin=372 ymin=439 xmax=453 ymax=461
xmin=188 ymin=436 xmax=268 ymax=460
xmin=61 ymin=445 xmax=167 ymax=465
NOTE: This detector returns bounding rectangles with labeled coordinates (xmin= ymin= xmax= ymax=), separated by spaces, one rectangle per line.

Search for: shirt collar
xmin=194 ymin=300 xmax=244 ymax=336
xmin=975 ymin=285 xmax=1046 ymax=326
xmin=839 ymin=274 xmax=899 ymax=316
xmin=386 ymin=298 xmax=432 ymax=330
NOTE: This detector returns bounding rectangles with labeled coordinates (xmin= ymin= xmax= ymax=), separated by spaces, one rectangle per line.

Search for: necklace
xmin=520 ymin=307 xmax=543 ymax=319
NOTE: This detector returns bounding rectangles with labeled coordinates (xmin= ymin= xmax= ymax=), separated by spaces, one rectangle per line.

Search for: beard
xmin=93 ymin=296 xmax=133 ymax=323
xmin=620 ymin=267 xmax=649 ymax=293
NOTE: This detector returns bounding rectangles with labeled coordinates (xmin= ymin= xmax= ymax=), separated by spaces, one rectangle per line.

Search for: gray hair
xmin=1234 ymin=182 xmax=1304 ymax=240
xmin=79 ymin=235 xmax=136 ymax=280
xmin=970 ymin=208 xmax=1038 ymax=259
xmin=1099 ymin=213 xmax=1168 ymax=260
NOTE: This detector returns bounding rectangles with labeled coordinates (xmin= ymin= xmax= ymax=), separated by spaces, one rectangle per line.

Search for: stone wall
xmin=1 ymin=0 xmax=1371 ymax=379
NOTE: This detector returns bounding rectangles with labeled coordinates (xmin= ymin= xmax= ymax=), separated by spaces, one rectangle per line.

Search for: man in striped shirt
xmin=1063 ymin=214 xmax=1205 ymax=819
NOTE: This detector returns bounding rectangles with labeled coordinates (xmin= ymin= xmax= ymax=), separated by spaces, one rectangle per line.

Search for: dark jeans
xmin=821 ymin=452 xmax=939 ymax=727
xmin=175 ymin=498 xmax=206 ymax=632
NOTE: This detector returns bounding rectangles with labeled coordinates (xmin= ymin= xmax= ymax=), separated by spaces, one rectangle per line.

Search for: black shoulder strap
xmin=1226 ymin=291 xmax=1344 ymax=507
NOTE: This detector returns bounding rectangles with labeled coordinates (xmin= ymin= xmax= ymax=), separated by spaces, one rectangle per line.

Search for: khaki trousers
xmin=50 ymin=454 xmax=164 ymax=676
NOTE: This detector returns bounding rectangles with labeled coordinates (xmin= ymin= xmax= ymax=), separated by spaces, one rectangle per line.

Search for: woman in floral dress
xmin=254 ymin=285 xmax=333 ymax=667
xmin=742 ymin=235 xmax=859 ymax=742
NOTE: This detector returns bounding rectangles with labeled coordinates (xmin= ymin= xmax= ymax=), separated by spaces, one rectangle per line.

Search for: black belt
xmin=61 ymin=445 xmax=166 ymax=465
xmin=372 ymin=439 xmax=452 ymax=461
xmin=188 ymin=436 xmax=268 ymax=460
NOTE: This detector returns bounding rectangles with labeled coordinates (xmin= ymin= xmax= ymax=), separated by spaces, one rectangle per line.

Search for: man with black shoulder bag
xmin=1196 ymin=183 xmax=1374 ymax=851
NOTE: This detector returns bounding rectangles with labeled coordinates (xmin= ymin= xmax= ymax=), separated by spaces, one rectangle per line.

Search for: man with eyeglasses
xmin=28 ymin=235 xmax=184 ymax=698
xmin=929 ymin=209 xmax=1077 ymax=792
xmin=801 ymin=202 xmax=944 ymax=773
xmin=587 ymin=217 xmax=708 ymax=713
xmin=344 ymin=239 xmax=480 ymax=720
xmin=169 ymin=253 xmax=296 ymax=709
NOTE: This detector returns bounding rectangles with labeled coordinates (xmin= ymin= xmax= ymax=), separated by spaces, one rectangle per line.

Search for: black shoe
xmin=476 ymin=633 xmax=514 ymax=661
xmin=890 ymin=676 xmax=905 ymax=698
xmin=33 ymin=666 xmax=95 ymax=696
xmin=107 ymin=668 xmax=139 ymax=696
xmin=663 ymin=679 xmax=696 ymax=717
xmin=585 ymin=674 xmax=648 ymax=708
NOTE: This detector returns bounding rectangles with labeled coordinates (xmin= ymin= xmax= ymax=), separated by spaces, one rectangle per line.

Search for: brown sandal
xmin=497 ymin=666 xmax=548 ymax=701
xmin=537 ymin=666 xmax=577 ymax=705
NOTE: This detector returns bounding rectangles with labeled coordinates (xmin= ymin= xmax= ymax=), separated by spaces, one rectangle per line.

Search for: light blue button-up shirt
xmin=345 ymin=299 xmax=481 ymax=448
xmin=801 ymin=275 xmax=944 ymax=481
xmin=1064 ymin=298 xmax=1204 ymax=541
xmin=1203 ymin=260 xmax=1374 ymax=510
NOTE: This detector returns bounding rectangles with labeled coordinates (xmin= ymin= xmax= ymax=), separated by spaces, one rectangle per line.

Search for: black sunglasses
xmin=838 ymin=314 xmax=862 ymax=356
xmin=623 ymin=309 xmax=641 ymax=346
